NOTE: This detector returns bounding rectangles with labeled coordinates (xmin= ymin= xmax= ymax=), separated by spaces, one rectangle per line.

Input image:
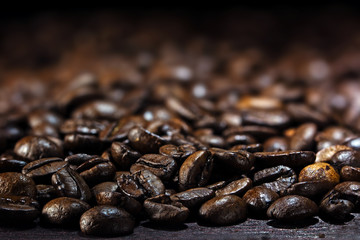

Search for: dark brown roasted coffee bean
xmin=241 ymin=109 xmax=290 ymax=128
xmin=243 ymin=186 xmax=279 ymax=215
xmin=215 ymin=178 xmax=252 ymax=197
xmin=263 ymin=137 xmax=289 ymax=152
xmin=76 ymin=158 xmax=116 ymax=186
xmin=179 ymin=150 xmax=213 ymax=191
xmin=0 ymin=196 xmax=40 ymax=223
xmin=144 ymin=194 xmax=190 ymax=224
xmin=199 ymin=195 xmax=246 ymax=225
xmin=253 ymin=165 xmax=297 ymax=193
xmin=330 ymin=150 xmax=360 ymax=169
xmin=22 ymin=157 xmax=67 ymax=183
xmin=117 ymin=170 xmax=165 ymax=200
xmin=267 ymin=195 xmax=318 ymax=221
xmin=111 ymin=142 xmax=141 ymax=170
xmin=128 ymin=126 xmax=166 ymax=153
xmin=211 ymin=148 xmax=254 ymax=173
xmin=72 ymin=100 xmax=127 ymax=121
xmin=281 ymin=181 xmax=335 ymax=199
xmin=320 ymin=190 xmax=354 ymax=222
xmin=42 ymin=197 xmax=90 ymax=225
xmin=254 ymin=150 xmax=315 ymax=169
xmin=224 ymin=126 xmax=278 ymax=141
xmin=230 ymin=143 xmax=263 ymax=153
xmin=333 ymin=181 xmax=360 ymax=209
xmin=95 ymin=191 xmax=142 ymax=216
xmin=130 ymin=154 xmax=177 ymax=180
xmin=341 ymin=166 xmax=360 ymax=181
xmin=159 ymin=144 xmax=196 ymax=163
xmin=0 ymin=172 xmax=36 ymax=198
xmin=36 ymin=184 xmax=56 ymax=205
xmin=0 ymin=158 xmax=27 ymax=173
xmin=64 ymin=134 xmax=103 ymax=154
xmin=198 ymin=134 xmax=226 ymax=148
xmin=286 ymin=103 xmax=327 ymax=125
xmin=344 ymin=137 xmax=360 ymax=151
xmin=80 ymin=206 xmax=135 ymax=236
xmin=299 ymin=162 xmax=340 ymax=185
xmin=170 ymin=187 xmax=215 ymax=208
xmin=206 ymin=181 xmax=227 ymax=191
xmin=64 ymin=154 xmax=95 ymax=167
xmin=51 ymin=167 xmax=92 ymax=202
xmin=226 ymin=134 xmax=256 ymax=147
xmin=91 ymin=181 xmax=119 ymax=196
xmin=289 ymin=123 xmax=317 ymax=151
xmin=60 ymin=119 xmax=106 ymax=135
xmin=14 ymin=136 xmax=63 ymax=161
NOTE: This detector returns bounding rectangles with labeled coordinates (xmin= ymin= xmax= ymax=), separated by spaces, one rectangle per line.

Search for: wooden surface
xmin=1 ymin=214 xmax=360 ymax=240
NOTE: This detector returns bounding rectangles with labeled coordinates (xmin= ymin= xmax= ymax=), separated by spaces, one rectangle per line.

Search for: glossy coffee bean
xmin=315 ymin=145 xmax=352 ymax=163
xmin=263 ymin=137 xmax=288 ymax=152
xmin=0 ymin=158 xmax=28 ymax=173
xmin=243 ymin=186 xmax=279 ymax=215
xmin=22 ymin=157 xmax=67 ymax=183
xmin=299 ymin=162 xmax=340 ymax=185
xmin=340 ymin=166 xmax=360 ymax=181
xmin=76 ymin=158 xmax=116 ymax=186
xmin=170 ymin=187 xmax=215 ymax=208
xmin=179 ymin=150 xmax=213 ymax=191
xmin=0 ymin=172 xmax=36 ymax=198
xmin=130 ymin=154 xmax=177 ymax=180
xmin=80 ymin=206 xmax=135 ymax=236
xmin=64 ymin=134 xmax=103 ymax=155
xmin=199 ymin=195 xmax=247 ymax=225
xmin=267 ymin=195 xmax=318 ymax=221
xmin=320 ymin=190 xmax=354 ymax=221
xmin=330 ymin=150 xmax=360 ymax=169
xmin=51 ymin=167 xmax=92 ymax=202
xmin=289 ymin=123 xmax=317 ymax=151
xmin=281 ymin=181 xmax=334 ymax=199
xmin=36 ymin=184 xmax=57 ymax=205
xmin=254 ymin=150 xmax=315 ymax=169
xmin=95 ymin=191 xmax=142 ymax=216
xmin=14 ymin=136 xmax=63 ymax=161
xmin=144 ymin=194 xmax=190 ymax=224
xmin=253 ymin=165 xmax=297 ymax=193
xmin=159 ymin=144 xmax=196 ymax=163
xmin=215 ymin=177 xmax=252 ymax=197
xmin=111 ymin=142 xmax=141 ymax=170
xmin=128 ymin=127 xmax=166 ymax=153
xmin=91 ymin=181 xmax=119 ymax=196
xmin=42 ymin=197 xmax=90 ymax=225
xmin=210 ymin=148 xmax=254 ymax=173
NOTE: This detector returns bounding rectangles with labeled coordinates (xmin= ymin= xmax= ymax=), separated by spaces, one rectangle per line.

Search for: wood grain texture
xmin=1 ymin=214 xmax=360 ymax=240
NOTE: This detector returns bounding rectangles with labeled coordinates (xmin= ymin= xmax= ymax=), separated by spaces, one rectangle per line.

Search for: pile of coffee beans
xmin=3 ymin=11 xmax=360 ymax=237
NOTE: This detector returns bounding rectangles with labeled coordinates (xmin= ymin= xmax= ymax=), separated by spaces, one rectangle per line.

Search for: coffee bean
xmin=206 ymin=181 xmax=227 ymax=191
xmin=64 ymin=153 xmax=96 ymax=166
xmin=71 ymin=100 xmax=127 ymax=121
xmin=254 ymin=150 xmax=315 ymax=169
xmin=211 ymin=148 xmax=254 ymax=173
xmin=215 ymin=177 xmax=252 ymax=197
xmin=76 ymin=158 xmax=116 ymax=186
xmin=253 ymin=165 xmax=297 ymax=193
xmin=243 ymin=186 xmax=279 ymax=215
xmin=22 ymin=157 xmax=68 ymax=183
xmin=111 ymin=142 xmax=141 ymax=170
xmin=95 ymin=191 xmax=142 ymax=216
xmin=286 ymin=103 xmax=327 ymax=125
xmin=128 ymin=126 xmax=166 ymax=153
xmin=14 ymin=136 xmax=63 ymax=161
xmin=315 ymin=145 xmax=352 ymax=163
xmin=230 ymin=143 xmax=264 ymax=153
xmin=178 ymin=150 xmax=214 ymax=191
xmin=130 ymin=154 xmax=177 ymax=181
xmin=263 ymin=137 xmax=289 ymax=152
xmin=241 ymin=109 xmax=290 ymax=128
xmin=225 ymin=134 xmax=256 ymax=147
xmin=0 ymin=172 xmax=36 ymax=198
xmin=320 ymin=197 xmax=354 ymax=222
xmin=36 ymin=184 xmax=56 ymax=205
xmin=0 ymin=158 xmax=27 ymax=173
xmin=281 ymin=181 xmax=334 ymax=199
xmin=91 ymin=181 xmax=119 ymax=196
xmin=51 ymin=167 xmax=92 ymax=202
xmin=340 ymin=166 xmax=360 ymax=181
xmin=289 ymin=123 xmax=317 ymax=151
xmin=224 ymin=126 xmax=278 ymax=141
xmin=64 ymin=133 xmax=103 ymax=155
xmin=117 ymin=170 xmax=165 ymax=200
xmin=330 ymin=150 xmax=360 ymax=169
xmin=159 ymin=144 xmax=196 ymax=163
xmin=299 ymin=162 xmax=340 ymax=185
xmin=144 ymin=194 xmax=190 ymax=224
xmin=170 ymin=187 xmax=215 ymax=208
xmin=344 ymin=137 xmax=360 ymax=151
xmin=80 ymin=206 xmax=135 ymax=236
xmin=42 ymin=197 xmax=90 ymax=225
xmin=0 ymin=200 xmax=40 ymax=223
xmin=267 ymin=195 xmax=318 ymax=221
xmin=199 ymin=195 xmax=247 ymax=225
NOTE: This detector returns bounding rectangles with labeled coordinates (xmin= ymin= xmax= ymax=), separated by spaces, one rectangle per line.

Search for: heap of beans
xmin=2 ymin=12 xmax=360 ymax=237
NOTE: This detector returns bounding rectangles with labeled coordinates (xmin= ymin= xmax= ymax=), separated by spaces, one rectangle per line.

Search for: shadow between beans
xmin=197 ymin=217 xmax=247 ymax=228
xmin=0 ymin=221 xmax=37 ymax=230
xmin=141 ymin=221 xmax=188 ymax=231
xmin=319 ymin=214 xmax=354 ymax=225
xmin=267 ymin=217 xmax=319 ymax=229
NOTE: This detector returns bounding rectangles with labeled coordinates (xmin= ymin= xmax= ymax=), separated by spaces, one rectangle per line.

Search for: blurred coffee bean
xmin=263 ymin=137 xmax=288 ymax=152
xmin=289 ymin=123 xmax=317 ymax=151
xmin=211 ymin=148 xmax=254 ymax=173
xmin=254 ymin=150 xmax=315 ymax=169
xmin=14 ymin=136 xmax=63 ymax=161
xmin=0 ymin=172 xmax=36 ymax=198
xmin=330 ymin=150 xmax=360 ymax=169
xmin=315 ymin=145 xmax=352 ymax=163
